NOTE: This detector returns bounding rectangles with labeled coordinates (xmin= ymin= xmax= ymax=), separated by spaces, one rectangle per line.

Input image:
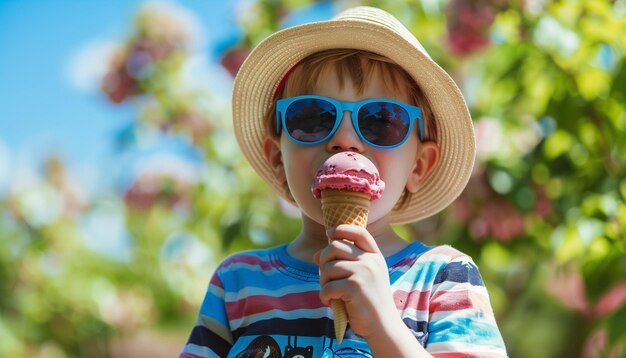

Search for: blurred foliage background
xmin=1 ymin=0 xmax=625 ymax=357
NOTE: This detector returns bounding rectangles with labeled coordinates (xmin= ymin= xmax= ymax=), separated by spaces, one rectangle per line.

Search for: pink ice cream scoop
xmin=311 ymin=152 xmax=385 ymax=200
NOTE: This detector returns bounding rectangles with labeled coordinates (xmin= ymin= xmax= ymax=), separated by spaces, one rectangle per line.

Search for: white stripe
xmin=418 ymin=252 xmax=457 ymax=263
xmin=431 ymin=281 xmax=489 ymax=296
xmin=399 ymin=307 xmax=429 ymax=320
xmin=224 ymin=283 xmax=320 ymax=301
xmin=393 ymin=280 xmax=432 ymax=292
xmin=429 ymin=308 xmax=498 ymax=325
xmin=229 ymin=307 xmax=331 ymax=330
xmin=183 ymin=343 xmax=222 ymax=358
xmin=196 ymin=316 xmax=233 ymax=344
xmin=207 ymin=283 xmax=224 ymax=297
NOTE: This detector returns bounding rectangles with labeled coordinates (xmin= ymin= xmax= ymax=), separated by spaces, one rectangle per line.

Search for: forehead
xmin=311 ymin=65 xmax=413 ymax=103
xmin=281 ymin=52 xmax=415 ymax=104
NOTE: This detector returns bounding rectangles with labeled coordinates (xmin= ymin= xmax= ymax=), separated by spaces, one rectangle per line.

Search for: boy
xmin=181 ymin=6 xmax=507 ymax=357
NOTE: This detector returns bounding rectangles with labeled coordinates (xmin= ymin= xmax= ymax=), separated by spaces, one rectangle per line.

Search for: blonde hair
xmin=266 ymin=49 xmax=438 ymax=142
xmin=266 ymin=49 xmax=439 ymax=208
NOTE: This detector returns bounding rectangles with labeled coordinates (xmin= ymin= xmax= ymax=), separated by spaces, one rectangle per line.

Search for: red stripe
xmin=209 ymin=273 xmax=223 ymax=289
xmin=393 ymin=289 xmax=431 ymax=311
xmin=226 ymin=290 xmax=324 ymax=320
xmin=221 ymin=254 xmax=277 ymax=271
xmin=430 ymin=290 xmax=491 ymax=313
xmin=433 ymin=352 xmax=504 ymax=358
xmin=273 ymin=63 xmax=299 ymax=99
xmin=179 ymin=353 xmax=204 ymax=358
xmin=392 ymin=256 xmax=418 ymax=269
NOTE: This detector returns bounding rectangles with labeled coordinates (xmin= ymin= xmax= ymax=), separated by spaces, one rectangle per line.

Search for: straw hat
xmin=232 ymin=6 xmax=475 ymax=224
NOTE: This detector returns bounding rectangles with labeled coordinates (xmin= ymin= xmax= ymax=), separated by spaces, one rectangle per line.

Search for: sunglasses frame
xmin=275 ymin=95 xmax=424 ymax=149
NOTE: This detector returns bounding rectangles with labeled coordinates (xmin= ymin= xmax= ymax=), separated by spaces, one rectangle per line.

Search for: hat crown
xmin=331 ymin=6 xmax=431 ymax=59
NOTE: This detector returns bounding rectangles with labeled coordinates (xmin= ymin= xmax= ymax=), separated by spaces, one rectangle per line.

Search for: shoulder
xmin=390 ymin=244 xmax=480 ymax=287
xmin=428 ymin=245 xmax=485 ymax=287
xmin=420 ymin=244 xmax=472 ymax=263
xmin=215 ymin=245 xmax=285 ymax=275
xmin=417 ymin=245 xmax=484 ymax=286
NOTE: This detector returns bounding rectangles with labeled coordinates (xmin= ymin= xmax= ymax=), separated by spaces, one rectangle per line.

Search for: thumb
xmin=313 ymin=250 xmax=321 ymax=265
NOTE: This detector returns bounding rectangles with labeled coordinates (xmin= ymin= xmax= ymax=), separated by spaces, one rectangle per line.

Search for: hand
xmin=314 ymin=224 xmax=398 ymax=339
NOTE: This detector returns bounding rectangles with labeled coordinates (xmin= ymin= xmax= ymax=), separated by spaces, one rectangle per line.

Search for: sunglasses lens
xmin=358 ymin=102 xmax=411 ymax=147
xmin=285 ymin=99 xmax=337 ymax=143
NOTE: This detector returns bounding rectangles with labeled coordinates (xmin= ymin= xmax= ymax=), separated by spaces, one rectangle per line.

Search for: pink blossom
xmin=594 ymin=281 xmax=626 ymax=318
xmin=545 ymin=264 xmax=588 ymax=313
xmin=220 ymin=46 xmax=251 ymax=77
xmin=583 ymin=328 xmax=625 ymax=358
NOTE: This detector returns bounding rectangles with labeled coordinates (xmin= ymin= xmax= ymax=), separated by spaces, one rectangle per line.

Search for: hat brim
xmin=232 ymin=7 xmax=475 ymax=224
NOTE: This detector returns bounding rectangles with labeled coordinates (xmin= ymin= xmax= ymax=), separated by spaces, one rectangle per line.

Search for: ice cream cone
xmin=320 ymin=189 xmax=370 ymax=344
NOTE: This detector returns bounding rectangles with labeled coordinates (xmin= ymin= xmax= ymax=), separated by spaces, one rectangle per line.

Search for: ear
xmin=406 ymin=142 xmax=440 ymax=193
xmin=263 ymin=135 xmax=287 ymax=184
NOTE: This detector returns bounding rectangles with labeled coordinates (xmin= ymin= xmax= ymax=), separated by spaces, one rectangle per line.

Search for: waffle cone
xmin=320 ymin=189 xmax=370 ymax=344
xmin=320 ymin=190 xmax=371 ymax=228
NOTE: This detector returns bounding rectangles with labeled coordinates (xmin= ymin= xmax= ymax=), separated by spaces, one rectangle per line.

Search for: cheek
xmin=279 ymin=139 xmax=322 ymax=215
xmin=367 ymin=154 xmax=413 ymax=221
xmin=380 ymin=162 xmax=411 ymax=200
xmin=281 ymin=136 xmax=312 ymax=169
xmin=281 ymin=146 xmax=310 ymax=191
xmin=375 ymin=143 xmax=418 ymax=199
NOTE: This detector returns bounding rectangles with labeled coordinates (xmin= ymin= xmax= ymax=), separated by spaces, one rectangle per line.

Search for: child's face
xmin=270 ymin=68 xmax=436 ymax=225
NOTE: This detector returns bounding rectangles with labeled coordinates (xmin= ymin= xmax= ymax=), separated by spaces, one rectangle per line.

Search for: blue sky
xmin=0 ymin=0 xmax=338 ymax=195
xmin=0 ymin=0 xmax=241 ymax=190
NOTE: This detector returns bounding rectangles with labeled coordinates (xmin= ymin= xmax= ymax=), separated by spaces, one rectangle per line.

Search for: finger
xmin=317 ymin=240 xmax=363 ymax=268
xmin=313 ymin=250 xmax=321 ymax=265
xmin=319 ymin=260 xmax=354 ymax=286
xmin=319 ymin=278 xmax=351 ymax=306
xmin=326 ymin=224 xmax=381 ymax=254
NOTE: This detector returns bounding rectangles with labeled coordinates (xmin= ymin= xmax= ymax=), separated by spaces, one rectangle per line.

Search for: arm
xmin=362 ymin=313 xmax=433 ymax=357
xmin=425 ymin=251 xmax=507 ymax=357
xmin=316 ymin=224 xmax=433 ymax=357
xmin=180 ymin=271 xmax=233 ymax=358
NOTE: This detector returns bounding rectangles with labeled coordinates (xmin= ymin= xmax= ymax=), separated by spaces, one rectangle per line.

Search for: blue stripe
xmin=219 ymin=268 xmax=298 ymax=292
xmin=427 ymin=316 xmax=504 ymax=348
xmin=433 ymin=261 xmax=484 ymax=286
xmin=199 ymin=288 xmax=228 ymax=322
xmin=390 ymin=260 xmax=447 ymax=286
xmin=402 ymin=317 xmax=428 ymax=345
xmin=402 ymin=317 xmax=428 ymax=335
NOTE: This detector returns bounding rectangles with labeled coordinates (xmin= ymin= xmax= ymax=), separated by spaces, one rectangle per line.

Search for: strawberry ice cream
xmin=311 ymin=152 xmax=385 ymax=200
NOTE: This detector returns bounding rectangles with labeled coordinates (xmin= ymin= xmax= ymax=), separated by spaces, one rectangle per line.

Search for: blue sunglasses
xmin=275 ymin=95 xmax=424 ymax=149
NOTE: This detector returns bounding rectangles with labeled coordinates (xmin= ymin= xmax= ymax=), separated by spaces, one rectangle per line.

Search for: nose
xmin=326 ymin=110 xmax=364 ymax=152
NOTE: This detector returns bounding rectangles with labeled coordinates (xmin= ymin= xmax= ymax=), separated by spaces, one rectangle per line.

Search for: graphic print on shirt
xmin=234 ymin=335 xmax=282 ymax=358
xmin=233 ymin=335 xmax=314 ymax=358
xmin=320 ymin=335 xmax=373 ymax=358
xmin=230 ymin=334 xmax=379 ymax=358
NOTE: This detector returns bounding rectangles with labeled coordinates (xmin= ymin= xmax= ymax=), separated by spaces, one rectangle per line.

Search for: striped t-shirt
xmin=181 ymin=242 xmax=507 ymax=357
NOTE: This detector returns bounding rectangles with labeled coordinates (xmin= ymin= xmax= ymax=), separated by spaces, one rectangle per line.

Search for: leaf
xmin=606 ymin=304 xmax=626 ymax=349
